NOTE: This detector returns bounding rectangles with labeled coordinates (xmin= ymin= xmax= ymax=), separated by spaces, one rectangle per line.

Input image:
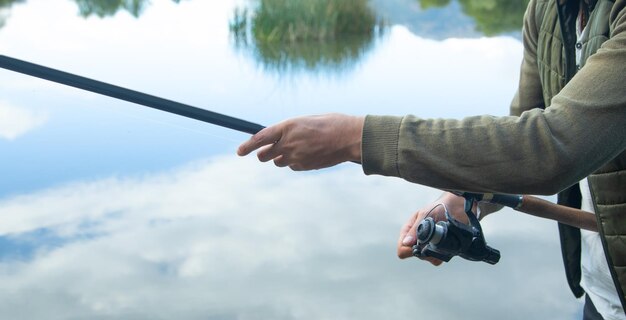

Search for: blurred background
xmin=0 ymin=0 xmax=582 ymax=319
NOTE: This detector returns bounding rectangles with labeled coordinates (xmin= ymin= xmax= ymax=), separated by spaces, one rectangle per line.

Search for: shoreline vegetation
xmin=0 ymin=0 xmax=182 ymax=22
xmin=419 ymin=0 xmax=530 ymax=36
xmin=1 ymin=0 xmax=530 ymax=74
xmin=230 ymin=0 xmax=384 ymax=74
xmin=236 ymin=0 xmax=379 ymax=42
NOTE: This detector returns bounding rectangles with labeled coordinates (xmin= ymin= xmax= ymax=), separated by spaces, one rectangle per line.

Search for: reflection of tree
xmin=419 ymin=0 xmax=451 ymax=9
xmin=0 ymin=0 xmax=24 ymax=9
xmin=251 ymin=34 xmax=378 ymax=74
xmin=230 ymin=0 xmax=383 ymax=75
xmin=0 ymin=0 xmax=183 ymax=28
xmin=0 ymin=0 xmax=25 ymax=28
xmin=73 ymin=0 xmax=181 ymax=18
xmin=418 ymin=0 xmax=529 ymax=36
xmin=73 ymin=0 xmax=148 ymax=18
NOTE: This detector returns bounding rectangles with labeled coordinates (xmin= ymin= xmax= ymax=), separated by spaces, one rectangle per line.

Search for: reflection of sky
xmin=0 ymin=157 xmax=578 ymax=319
xmin=0 ymin=100 xmax=47 ymax=140
xmin=0 ymin=0 xmax=581 ymax=319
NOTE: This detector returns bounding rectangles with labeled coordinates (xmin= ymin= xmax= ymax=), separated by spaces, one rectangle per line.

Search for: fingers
xmin=257 ymin=143 xmax=282 ymax=162
xmin=398 ymin=246 xmax=443 ymax=266
xmin=397 ymin=203 xmax=447 ymax=266
xmin=429 ymin=258 xmax=443 ymax=266
xmin=405 ymin=215 xmax=422 ymax=249
xmin=237 ymin=125 xmax=283 ymax=157
xmin=397 ymin=211 xmax=420 ymax=259
xmin=237 ymin=122 xmax=299 ymax=168
xmin=397 ymin=246 xmax=414 ymax=259
xmin=273 ymin=155 xmax=289 ymax=167
xmin=397 ymin=217 xmax=422 ymax=260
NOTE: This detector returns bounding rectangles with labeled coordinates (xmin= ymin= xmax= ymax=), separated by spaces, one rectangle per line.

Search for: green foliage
xmin=72 ymin=0 xmax=182 ymax=18
xmin=417 ymin=0 xmax=530 ymax=36
xmin=0 ymin=0 xmax=24 ymax=28
xmin=252 ymin=0 xmax=378 ymax=42
xmin=72 ymin=0 xmax=183 ymax=19
xmin=0 ymin=0 xmax=24 ymax=7
xmin=251 ymin=33 xmax=378 ymax=74
xmin=459 ymin=0 xmax=530 ymax=36
xmin=0 ymin=0 xmax=184 ymax=26
xmin=419 ymin=0 xmax=452 ymax=10
xmin=73 ymin=0 xmax=149 ymax=18
xmin=230 ymin=0 xmax=383 ymax=74
xmin=229 ymin=7 xmax=248 ymax=38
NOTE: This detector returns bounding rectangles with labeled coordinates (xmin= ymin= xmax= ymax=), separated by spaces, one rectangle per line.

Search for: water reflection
xmin=74 ymin=0 xmax=181 ymax=18
xmin=0 ymin=101 xmax=47 ymax=140
xmin=230 ymin=0 xmax=384 ymax=75
xmin=0 ymin=156 xmax=575 ymax=319
xmin=230 ymin=0 xmax=529 ymax=74
xmin=419 ymin=0 xmax=530 ymax=36
xmin=0 ymin=0 xmax=182 ymax=26
xmin=0 ymin=0 xmax=24 ymax=28
xmin=0 ymin=0 xmax=581 ymax=318
xmin=73 ymin=0 xmax=151 ymax=18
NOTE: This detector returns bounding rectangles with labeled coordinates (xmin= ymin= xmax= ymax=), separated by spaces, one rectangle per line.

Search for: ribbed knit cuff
xmin=361 ymin=115 xmax=403 ymax=177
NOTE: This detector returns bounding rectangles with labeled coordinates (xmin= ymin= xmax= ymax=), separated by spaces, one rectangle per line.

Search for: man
xmin=237 ymin=0 xmax=626 ymax=318
xmin=395 ymin=1 xmax=626 ymax=319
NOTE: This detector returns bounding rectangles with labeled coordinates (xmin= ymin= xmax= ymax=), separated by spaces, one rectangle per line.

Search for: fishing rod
xmin=454 ymin=192 xmax=598 ymax=232
xmin=0 ymin=54 xmax=265 ymax=135
xmin=0 ymin=55 xmax=597 ymax=257
xmin=414 ymin=191 xmax=597 ymax=265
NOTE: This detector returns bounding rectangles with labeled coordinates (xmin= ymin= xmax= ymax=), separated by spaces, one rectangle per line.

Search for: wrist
xmin=349 ymin=116 xmax=365 ymax=162
xmin=443 ymin=191 xmax=481 ymax=218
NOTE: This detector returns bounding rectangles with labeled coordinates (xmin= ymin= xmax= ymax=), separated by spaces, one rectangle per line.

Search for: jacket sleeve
xmin=510 ymin=0 xmax=545 ymax=116
xmin=361 ymin=2 xmax=626 ymax=195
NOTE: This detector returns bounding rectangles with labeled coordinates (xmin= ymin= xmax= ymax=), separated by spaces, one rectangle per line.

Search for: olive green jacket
xmin=515 ymin=0 xmax=626 ymax=311
xmin=361 ymin=0 xmax=626 ymax=310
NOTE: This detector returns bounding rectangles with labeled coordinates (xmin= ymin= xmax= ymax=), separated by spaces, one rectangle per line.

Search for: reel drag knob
xmin=417 ymin=217 xmax=446 ymax=245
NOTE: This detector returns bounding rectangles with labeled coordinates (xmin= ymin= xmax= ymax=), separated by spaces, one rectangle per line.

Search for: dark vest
xmin=535 ymin=0 xmax=626 ymax=311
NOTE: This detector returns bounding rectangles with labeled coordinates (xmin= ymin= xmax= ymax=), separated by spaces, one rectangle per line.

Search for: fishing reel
xmin=412 ymin=194 xmax=500 ymax=265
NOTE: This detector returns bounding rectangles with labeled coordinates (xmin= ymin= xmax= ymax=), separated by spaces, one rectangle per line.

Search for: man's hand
xmin=397 ymin=192 xmax=469 ymax=265
xmin=237 ymin=114 xmax=365 ymax=171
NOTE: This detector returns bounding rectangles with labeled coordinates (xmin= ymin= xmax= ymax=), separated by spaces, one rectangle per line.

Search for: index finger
xmin=237 ymin=125 xmax=283 ymax=156
xmin=398 ymin=214 xmax=418 ymax=247
xmin=397 ymin=213 xmax=419 ymax=259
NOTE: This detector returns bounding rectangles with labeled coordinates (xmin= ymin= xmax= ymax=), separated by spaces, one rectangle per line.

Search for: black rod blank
xmin=0 ymin=55 xmax=265 ymax=135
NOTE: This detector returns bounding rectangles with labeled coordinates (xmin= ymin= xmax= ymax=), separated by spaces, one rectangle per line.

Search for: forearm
xmin=362 ymin=86 xmax=626 ymax=194
xmin=362 ymin=109 xmax=624 ymax=194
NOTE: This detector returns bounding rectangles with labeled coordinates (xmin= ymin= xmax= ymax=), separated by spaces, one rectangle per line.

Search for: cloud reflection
xmin=0 ymin=155 xmax=580 ymax=319
xmin=0 ymin=101 xmax=47 ymax=140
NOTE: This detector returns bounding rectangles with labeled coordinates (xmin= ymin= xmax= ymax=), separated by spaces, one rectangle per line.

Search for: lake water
xmin=0 ymin=0 xmax=581 ymax=319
